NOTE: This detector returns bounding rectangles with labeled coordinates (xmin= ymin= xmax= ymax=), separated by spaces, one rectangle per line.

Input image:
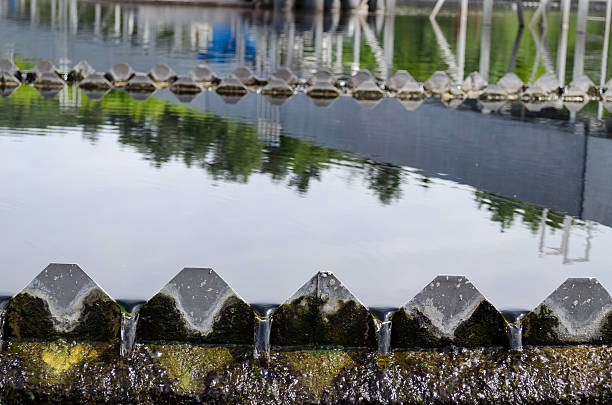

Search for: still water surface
xmin=1 ymin=1 xmax=612 ymax=310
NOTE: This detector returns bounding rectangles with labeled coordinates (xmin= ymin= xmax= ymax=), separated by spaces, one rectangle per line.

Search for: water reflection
xmin=2 ymin=0 xmax=612 ymax=86
xmin=0 ymin=84 xmax=611 ymax=307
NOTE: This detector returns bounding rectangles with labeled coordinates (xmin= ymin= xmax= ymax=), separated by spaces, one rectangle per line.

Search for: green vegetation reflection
xmin=0 ymin=86 xmax=573 ymax=234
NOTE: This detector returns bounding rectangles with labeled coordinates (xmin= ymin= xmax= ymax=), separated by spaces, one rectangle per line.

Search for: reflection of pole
xmin=353 ymin=15 xmax=361 ymax=73
xmin=94 ymin=4 xmax=101 ymax=38
xmin=127 ymin=9 xmax=134 ymax=37
xmin=557 ymin=0 xmax=570 ymax=85
xmin=360 ymin=15 xmax=387 ymax=77
xmin=30 ymin=0 xmax=36 ymax=26
xmin=142 ymin=17 xmax=150 ymax=50
xmin=560 ymin=216 xmax=571 ymax=264
xmin=480 ymin=0 xmax=492 ymax=80
xmin=538 ymin=208 xmax=548 ymax=256
xmin=584 ymin=221 xmax=593 ymax=262
xmin=175 ymin=23 xmax=183 ymax=51
xmin=59 ymin=0 xmax=70 ymax=73
xmin=599 ymin=0 xmax=612 ymax=119
xmin=507 ymin=25 xmax=523 ymax=72
xmin=457 ymin=0 xmax=468 ymax=83
xmin=573 ymin=0 xmax=589 ymax=80
xmin=430 ymin=14 xmax=459 ymax=80
xmin=271 ymin=30 xmax=278 ymax=76
xmin=286 ymin=13 xmax=295 ymax=69
xmin=256 ymin=26 xmax=265 ymax=74
xmin=529 ymin=21 xmax=555 ymax=83
xmin=314 ymin=11 xmax=323 ymax=69
xmin=114 ymin=5 xmax=121 ymax=38
xmin=336 ymin=34 xmax=343 ymax=73
xmin=51 ymin=0 xmax=56 ymax=27
xmin=431 ymin=0 xmax=445 ymax=19
xmin=69 ymin=0 xmax=77 ymax=35
xmin=600 ymin=0 xmax=611 ymax=87
xmin=383 ymin=5 xmax=395 ymax=79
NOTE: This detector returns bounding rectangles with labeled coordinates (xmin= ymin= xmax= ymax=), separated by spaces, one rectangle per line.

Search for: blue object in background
xmin=197 ymin=23 xmax=256 ymax=63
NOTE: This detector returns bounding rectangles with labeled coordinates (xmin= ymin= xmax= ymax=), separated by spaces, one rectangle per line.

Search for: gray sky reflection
xmin=1 ymin=128 xmax=610 ymax=310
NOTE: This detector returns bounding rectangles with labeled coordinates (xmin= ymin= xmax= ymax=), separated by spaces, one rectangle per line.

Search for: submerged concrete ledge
xmin=0 ymin=342 xmax=609 ymax=404
xmin=1 ymin=59 xmax=611 ymax=112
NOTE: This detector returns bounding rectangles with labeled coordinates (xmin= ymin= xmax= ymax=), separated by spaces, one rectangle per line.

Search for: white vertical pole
xmin=314 ymin=11 xmax=323 ymax=69
xmin=457 ymin=0 xmax=468 ymax=83
xmin=353 ymin=16 xmax=361 ymax=73
xmin=383 ymin=5 xmax=395 ymax=79
xmin=480 ymin=0 xmax=492 ymax=80
xmin=94 ymin=4 xmax=101 ymax=38
xmin=51 ymin=0 xmax=56 ymax=27
xmin=573 ymin=0 xmax=589 ymax=80
xmin=69 ymin=0 xmax=77 ymax=35
xmin=600 ymin=0 xmax=611 ymax=87
xmin=114 ymin=5 xmax=120 ymax=38
xmin=557 ymin=0 xmax=570 ymax=85
xmin=599 ymin=0 xmax=611 ymax=119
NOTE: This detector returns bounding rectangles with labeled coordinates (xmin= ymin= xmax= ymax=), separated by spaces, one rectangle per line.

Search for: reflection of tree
xmin=474 ymin=191 xmax=564 ymax=233
xmin=0 ymin=87 xmax=404 ymax=204
xmin=365 ymin=162 xmax=403 ymax=204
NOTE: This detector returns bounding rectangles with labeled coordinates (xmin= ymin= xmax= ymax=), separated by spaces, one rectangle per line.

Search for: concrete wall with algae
xmin=0 ymin=341 xmax=609 ymax=404
xmin=0 ymin=264 xmax=610 ymax=402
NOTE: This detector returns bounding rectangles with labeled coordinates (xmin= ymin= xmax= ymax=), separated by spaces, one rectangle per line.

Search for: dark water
xmin=1 ymin=0 xmax=612 ymax=310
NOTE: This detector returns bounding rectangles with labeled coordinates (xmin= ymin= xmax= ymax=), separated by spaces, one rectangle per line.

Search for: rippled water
xmin=1 ymin=0 xmax=612 ymax=310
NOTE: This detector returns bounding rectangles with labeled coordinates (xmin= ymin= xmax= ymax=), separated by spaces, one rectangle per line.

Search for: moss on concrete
xmin=9 ymin=341 xmax=107 ymax=385
xmin=392 ymin=301 xmax=509 ymax=349
xmin=390 ymin=308 xmax=446 ymax=348
xmin=0 ymin=343 xmax=610 ymax=403
xmin=270 ymin=296 xmax=376 ymax=348
xmin=522 ymin=305 xmax=561 ymax=346
xmin=146 ymin=344 xmax=241 ymax=394
xmin=68 ymin=289 xmax=121 ymax=342
xmin=603 ymin=312 xmax=612 ymax=344
xmin=280 ymin=349 xmax=356 ymax=399
xmin=454 ymin=300 xmax=508 ymax=347
xmin=5 ymin=293 xmax=55 ymax=340
xmin=4 ymin=290 xmax=121 ymax=343
xmin=137 ymin=294 xmax=254 ymax=345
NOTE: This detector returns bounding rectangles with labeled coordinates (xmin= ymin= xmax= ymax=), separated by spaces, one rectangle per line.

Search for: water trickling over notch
xmin=370 ymin=307 xmax=397 ymax=354
xmin=118 ymin=300 xmax=146 ymax=357
xmin=252 ymin=304 xmax=278 ymax=359
xmin=502 ymin=310 xmax=530 ymax=350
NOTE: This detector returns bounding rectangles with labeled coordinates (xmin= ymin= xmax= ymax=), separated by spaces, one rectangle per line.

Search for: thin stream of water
xmin=371 ymin=308 xmax=397 ymax=354
xmin=377 ymin=311 xmax=394 ymax=354
xmin=502 ymin=310 xmax=530 ymax=351
xmin=120 ymin=303 xmax=144 ymax=357
xmin=254 ymin=307 xmax=275 ymax=359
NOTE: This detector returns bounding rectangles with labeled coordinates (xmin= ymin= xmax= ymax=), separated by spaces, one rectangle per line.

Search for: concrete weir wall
xmin=0 ymin=263 xmax=610 ymax=403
